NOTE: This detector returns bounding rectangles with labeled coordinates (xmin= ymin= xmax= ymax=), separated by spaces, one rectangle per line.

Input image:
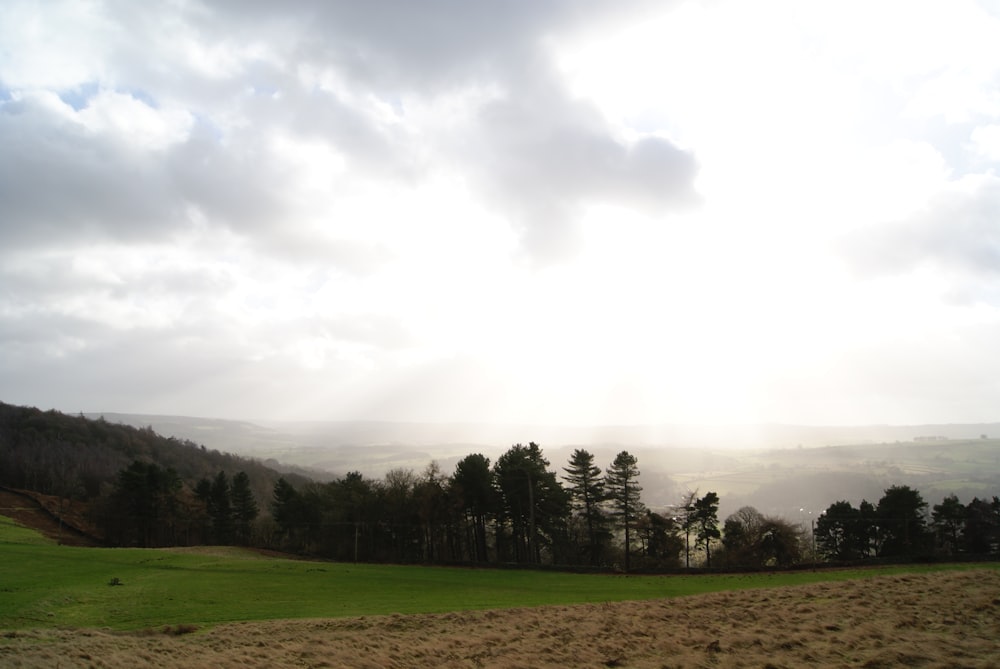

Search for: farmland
xmin=3 ymin=515 xmax=1000 ymax=667
xmin=8 ymin=514 xmax=995 ymax=632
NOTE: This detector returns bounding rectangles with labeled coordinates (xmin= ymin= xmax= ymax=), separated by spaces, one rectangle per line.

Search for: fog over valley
xmin=89 ymin=411 xmax=1000 ymax=522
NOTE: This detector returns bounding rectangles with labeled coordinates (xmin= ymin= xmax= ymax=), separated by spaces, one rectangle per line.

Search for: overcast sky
xmin=2 ymin=1 xmax=1000 ymax=427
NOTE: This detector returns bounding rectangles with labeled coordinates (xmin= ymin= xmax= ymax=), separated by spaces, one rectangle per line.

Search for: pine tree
xmin=876 ymin=485 xmax=930 ymax=557
xmin=605 ymin=450 xmax=643 ymax=572
xmin=110 ymin=461 xmax=182 ymax=547
xmin=209 ymin=471 xmax=234 ymax=545
xmin=493 ymin=443 xmax=569 ymax=564
xmin=563 ymin=448 xmax=608 ymax=565
xmin=231 ymin=471 xmax=259 ymax=546
xmin=452 ymin=453 xmax=494 ymax=562
xmin=693 ymin=491 xmax=721 ymax=567
xmin=678 ymin=490 xmax=698 ymax=568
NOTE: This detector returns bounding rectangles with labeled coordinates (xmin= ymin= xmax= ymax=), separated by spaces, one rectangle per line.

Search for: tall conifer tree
xmin=564 ymin=449 xmax=608 ymax=565
xmin=605 ymin=450 xmax=643 ymax=571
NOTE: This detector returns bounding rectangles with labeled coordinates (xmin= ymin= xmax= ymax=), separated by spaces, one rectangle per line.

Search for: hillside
xmin=0 ymin=401 xmax=311 ymax=543
xmin=78 ymin=410 xmax=1000 ymax=520
xmin=7 ymin=401 xmax=1000 ymax=523
xmin=0 ymin=488 xmax=101 ymax=546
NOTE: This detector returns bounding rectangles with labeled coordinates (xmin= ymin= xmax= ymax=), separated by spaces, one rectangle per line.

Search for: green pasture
xmin=674 ymin=469 xmax=781 ymax=498
xmin=923 ymin=478 xmax=995 ymax=495
xmin=2 ymin=514 xmax=996 ymax=631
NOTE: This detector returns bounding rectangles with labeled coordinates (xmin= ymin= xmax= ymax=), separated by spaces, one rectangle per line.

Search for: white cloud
xmin=3 ymin=0 xmax=1000 ymax=426
xmin=78 ymin=90 xmax=194 ymax=150
xmin=0 ymin=0 xmax=113 ymax=89
xmin=843 ymin=173 xmax=1000 ymax=281
xmin=970 ymin=124 xmax=1000 ymax=161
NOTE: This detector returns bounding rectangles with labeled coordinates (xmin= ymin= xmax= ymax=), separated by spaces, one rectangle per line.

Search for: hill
xmin=0 ymin=401 xmax=311 ymax=544
xmin=0 ymin=488 xmax=102 ymax=546
xmin=79 ymin=410 xmax=1000 ymax=520
xmin=5 ymin=401 xmax=999 ymax=559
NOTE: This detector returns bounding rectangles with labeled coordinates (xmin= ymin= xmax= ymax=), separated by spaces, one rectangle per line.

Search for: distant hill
xmin=75 ymin=409 xmax=1000 ymax=521
xmin=0 ymin=401 xmax=313 ymax=543
xmin=80 ymin=413 xmax=1000 ymax=456
xmin=7 ymin=402 xmax=999 ymax=529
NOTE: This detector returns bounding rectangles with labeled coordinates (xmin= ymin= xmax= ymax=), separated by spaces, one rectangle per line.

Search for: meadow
xmin=1 ymin=513 xmax=994 ymax=632
xmin=3 ymin=514 xmax=1000 ymax=667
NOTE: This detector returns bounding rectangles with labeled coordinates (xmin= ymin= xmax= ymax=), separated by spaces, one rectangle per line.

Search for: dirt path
xmin=2 ymin=569 xmax=998 ymax=668
xmin=0 ymin=489 xmax=102 ymax=547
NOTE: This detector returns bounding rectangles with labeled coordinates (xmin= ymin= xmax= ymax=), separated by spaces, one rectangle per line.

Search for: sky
xmin=2 ymin=0 xmax=1000 ymax=428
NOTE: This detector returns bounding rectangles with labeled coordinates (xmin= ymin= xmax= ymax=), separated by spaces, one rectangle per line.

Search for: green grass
xmin=2 ymin=514 xmax=997 ymax=631
xmin=923 ymin=479 xmax=994 ymax=494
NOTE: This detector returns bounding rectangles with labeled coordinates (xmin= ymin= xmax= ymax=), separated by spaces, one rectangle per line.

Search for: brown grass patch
xmin=0 ymin=489 xmax=102 ymax=546
xmin=1 ymin=570 xmax=999 ymax=668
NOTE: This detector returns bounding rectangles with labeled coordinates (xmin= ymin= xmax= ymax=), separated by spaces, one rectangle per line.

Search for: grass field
xmin=2 ymin=513 xmax=998 ymax=632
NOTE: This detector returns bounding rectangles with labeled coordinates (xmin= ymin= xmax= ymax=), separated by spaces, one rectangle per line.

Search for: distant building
xmin=914 ymin=436 xmax=948 ymax=442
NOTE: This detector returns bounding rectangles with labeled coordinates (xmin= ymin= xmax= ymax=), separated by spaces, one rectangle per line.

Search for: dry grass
xmin=2 ymin=569 xmax=998 ymax=668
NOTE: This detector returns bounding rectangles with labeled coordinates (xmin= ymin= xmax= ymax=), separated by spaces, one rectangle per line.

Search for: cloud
xmin=457 ymin=73 xmax=697 ymax=263
xmin=0 ymin=91 xmax=185 ymax=247
xmin=827 ymin=319 xmax=1000 ymax=423
xmin=970 ymin=124 xmax=1000 ymax=161
xmin=843 ymin=175 xmax=1000 ymax=280
xmin=255 ymin=0 xmax=699 ymax=263
xmin=9 ymin=0 xmax=998 ymax=427
xmin=0 ymin=322 xmax=252 ymax=416
xmin=202 ymin=1 xmax=663 ymax=89
xmin=0 ymin=87 xmax=392 ymax=272
xmin=0 ymin=0 xmax=695 ymax=266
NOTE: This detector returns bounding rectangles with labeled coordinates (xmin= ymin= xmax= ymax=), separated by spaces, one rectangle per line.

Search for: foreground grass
xmin=2 ymin=515 xmax=996 ymax=631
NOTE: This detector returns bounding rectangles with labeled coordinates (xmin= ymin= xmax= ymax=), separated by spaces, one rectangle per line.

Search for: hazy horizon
xmin=4 ymin=2 xmax=1000 ymax=427
xmin=73 ymin=405 xmax=1000 ymax=519
xmin=84 ymin=407 xmax=1000 ymax=450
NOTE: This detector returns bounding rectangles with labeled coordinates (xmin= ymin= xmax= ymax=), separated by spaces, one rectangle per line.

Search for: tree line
xmin=101 ymin=441 xmax=994 ymax=571
xmin=94 ymin=462 xmax=261 ymax=548
xmin=3 ymin=403 xmax=999 ymax=569
xmin=30 ymin=447 xmax=1000 ymax=569
xmin=813 ymin=487 xmax=1000 ymax=561
xmin=265 ymin=445 xmax=682 ymax=569
xmin=0 ymin=401 xmax=304 ymax=541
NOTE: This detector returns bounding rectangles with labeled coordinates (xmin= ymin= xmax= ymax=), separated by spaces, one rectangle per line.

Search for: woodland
xmin=1 ymin=401 xmax=998 ymax=571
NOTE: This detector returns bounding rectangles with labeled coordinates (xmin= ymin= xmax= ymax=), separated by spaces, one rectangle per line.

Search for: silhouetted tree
xmin=493 ymin=443 xmax=569 ymax=564
xmin=876 ymin=485 xmax=930 ymax=558
xmin=452 ymin=453 xmax=494 ymax=562
xmin=270 ymin=477 xmax=320 ymax=551
xmin=858 ymin=499 xmax=878 ymax=557
xmin=380 ymin=468 xmax=420 ymax=561
xmin=820 ymin=498 xmax=878 ymax=562
xmin=606 ymin=450 xmax=643 ymax=571
xmin=816 ymin=500 xmax=866 ymax=561
xmin=635 ymin=510 xmax=683 ymax=568
xmin=563 ymin=448 xmax=609 ymax=565
xmin=208 ymin=471 xmax=234 ymax=544
xmin=693 ymin=491 xmax=721 ymax=567
xmin=327 ymin=471 xmax=378 ymax=561
xmin=194 ymin=476 xmax=214 ymax=541
xmin=271 ymin=478 xmax=298 ymax=533
xmin=721 ymin=506 xmax=766 ymax=567
xmin=677 ymin=490 xmax=699 ymax=568
xmin=963 ymin=496 xmax=1000 ymax=554
xmin=231 ymin=471 xmax=259 ymax=545
xmin=719 ymin=506 xmax=803 ymax=568
xmin=932 ymin=494 xmax=966 ymax=555
xmin=107 ymin=460 xmax=182 ymax=547
xmin=757 ymin=517 xmax=805 ymax=567
xmin=414 ymin=462 xmax=450 ymax=562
